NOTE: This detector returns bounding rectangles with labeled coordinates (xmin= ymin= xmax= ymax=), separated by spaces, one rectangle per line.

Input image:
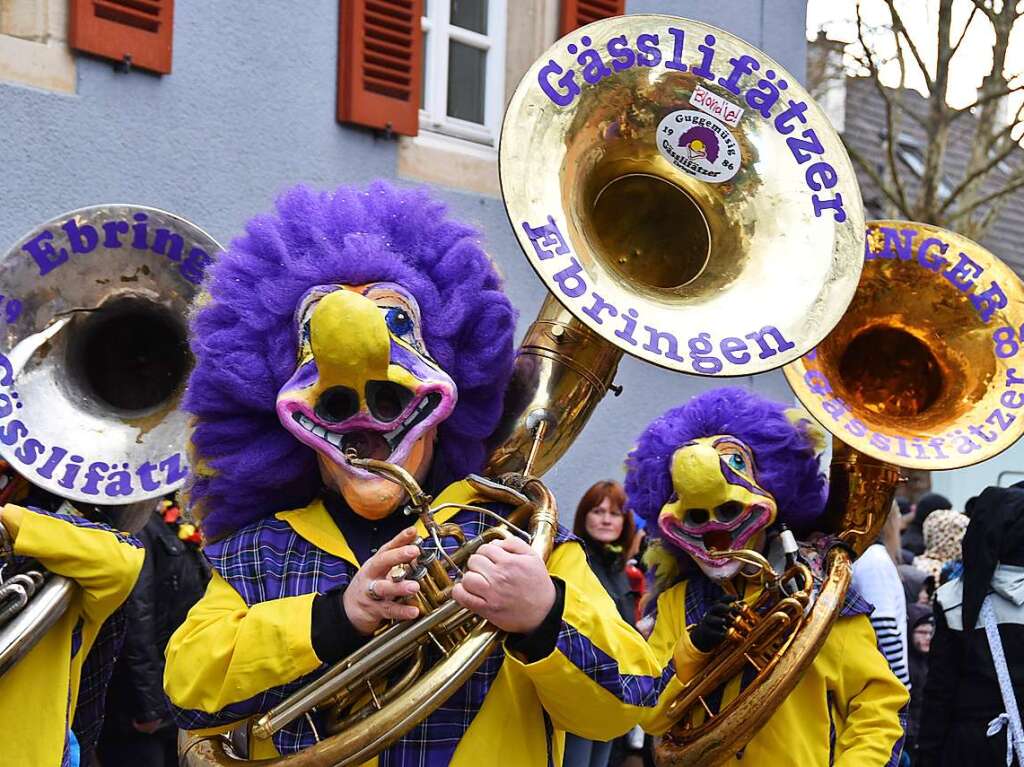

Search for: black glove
xmin=689 ymin=593 xmax=740 ymax=652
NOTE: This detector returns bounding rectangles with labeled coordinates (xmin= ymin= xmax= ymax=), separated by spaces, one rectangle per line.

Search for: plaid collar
xmin=269 ymin=479 xmax=489 ymax=568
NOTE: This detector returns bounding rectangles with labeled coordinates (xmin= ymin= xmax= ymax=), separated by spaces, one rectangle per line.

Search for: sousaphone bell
xmin=0 ymin=205 xmax=221 ymax=675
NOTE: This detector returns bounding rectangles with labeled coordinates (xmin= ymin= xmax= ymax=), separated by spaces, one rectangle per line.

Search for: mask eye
xmin=725 ymin=453 xmax=746 ymax=473
xmin=384 ymin=306 xmax=415 ymax=338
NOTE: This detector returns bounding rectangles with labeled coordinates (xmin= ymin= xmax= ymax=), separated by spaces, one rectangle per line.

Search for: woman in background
xmin=564 ymin=481 xmax=639 ymax=767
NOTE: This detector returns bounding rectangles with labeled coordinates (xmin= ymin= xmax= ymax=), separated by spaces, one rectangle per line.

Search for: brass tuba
xmin=0 ymin=205 xmax=221 ymax=675
xmin=182 ymin=14 xmax=867 ymax=767
xmin=654 ymin=220 xmax=1024 ymax=765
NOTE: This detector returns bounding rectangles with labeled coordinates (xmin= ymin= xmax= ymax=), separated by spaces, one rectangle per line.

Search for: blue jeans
xmin=563 ymin=733 xmax=614 ymax=767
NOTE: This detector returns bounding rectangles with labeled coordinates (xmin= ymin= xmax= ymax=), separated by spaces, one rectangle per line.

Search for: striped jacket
xmin=852 ymin=543 xmax=911 ymax=687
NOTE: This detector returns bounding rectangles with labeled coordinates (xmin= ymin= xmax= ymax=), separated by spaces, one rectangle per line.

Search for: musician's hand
xmin=689 ymin=593 xmax=740 ymax=652
xmin=452 ymin=535 xmax=555 ymax=634
xmin=343 ymin=527 xmax=422 ymax=635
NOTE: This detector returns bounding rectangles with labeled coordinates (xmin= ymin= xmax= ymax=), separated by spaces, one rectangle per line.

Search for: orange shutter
xmin=338 ymin=0 xmax=423 ymax=137
xmin=69 ymin=0 xmax=174 ymax=75
xmin=559 ymin=0 xmax=625 ymax=36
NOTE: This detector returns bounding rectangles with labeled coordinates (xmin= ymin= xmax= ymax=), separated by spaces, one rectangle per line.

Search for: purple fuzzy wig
xmin=624 ymin=387 xmax=828 ymax=540
xmin=185 ymin=181 xmax=517 ymax=538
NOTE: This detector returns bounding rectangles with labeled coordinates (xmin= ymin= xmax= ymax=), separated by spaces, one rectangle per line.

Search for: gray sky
xmin=807 ymin=0 xmax=1024 ymax=110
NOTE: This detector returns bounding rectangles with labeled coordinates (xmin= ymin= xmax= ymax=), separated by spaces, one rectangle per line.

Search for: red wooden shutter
xmin=338 ymin=0 xmax=423 ymax=137
xmin=559 ymin=0 xmax=625 ymax=36
xmin=69 ymin=0 xmax=174 ymax=75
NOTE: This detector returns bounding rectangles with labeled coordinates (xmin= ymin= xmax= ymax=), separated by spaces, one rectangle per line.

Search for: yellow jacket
xmin=0 ymin=504 xmax=144 ymax=766
xmin=643 ymin=578 xmax=910 ymax=766
xmin=165 ymin=481 xmax=663 ymax=766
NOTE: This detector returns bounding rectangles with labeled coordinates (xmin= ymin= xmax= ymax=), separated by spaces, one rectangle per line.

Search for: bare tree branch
xmin=846 ymin=48 xmax=930 ymax=128
xmin=917 ymin=0 xmax=955 ymax=219
xmin=972 ymin=194 xmax=1010 ymax=238
xmin=857 ymin=2 xmax=911 ymax=215
xmin=949 ymin=174 xmax=1024 ymax=222
xmin=952 ymin=0 xmax=1018 ymax=230
xmin=969 ymin=0 xmax=997 ymax=24
xmin=951 ymin=4 xmax=981 ymax=56
xmin=883 ymin=0 xmax=935 ymax=90
xmin=845 ymin=0 xmax=1024 ymax=240
xmin=939 ymin=114 xmax=1023 ymax=214
xmin=953 ymin=80 xmax=1024 ymax=118
xmin=844 ymin=138 xmax=913 ymax=220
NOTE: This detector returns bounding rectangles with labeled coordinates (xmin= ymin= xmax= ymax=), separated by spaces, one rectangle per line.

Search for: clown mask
xmin=275 ymin=283 xmax=457 ymax=519
xmin=657 ymin=436 xmax=777 ymax=581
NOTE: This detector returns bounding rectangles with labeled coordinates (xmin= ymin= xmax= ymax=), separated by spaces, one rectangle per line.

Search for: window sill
xmin=0 ymin=33 xmax=75 ymax=94
xmin=397 ymin=129 xmax=500 ymax=198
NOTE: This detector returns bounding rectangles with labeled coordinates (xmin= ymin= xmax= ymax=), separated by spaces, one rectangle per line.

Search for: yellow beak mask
xmin=657 ymin=435 xmax=777 ymax=581
xmin=275 ymin=282 xmax=457 ymax=520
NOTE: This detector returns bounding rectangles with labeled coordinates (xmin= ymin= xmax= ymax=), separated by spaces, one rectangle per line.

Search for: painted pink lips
xmin=659 ymin=503 xmax=773 ymax=563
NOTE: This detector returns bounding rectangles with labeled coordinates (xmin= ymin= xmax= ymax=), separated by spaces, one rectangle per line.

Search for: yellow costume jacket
xmin=165 ymin=482 xmax=663 ymax=766
xmin=0 ymin=504 xmax=144 ymax=766
xmin=643 ymin=577 xmax=910 ymax=766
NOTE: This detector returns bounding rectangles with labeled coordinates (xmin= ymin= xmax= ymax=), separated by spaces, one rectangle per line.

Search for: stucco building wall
xmin=0 ymin=0 xmax=807 ymax=525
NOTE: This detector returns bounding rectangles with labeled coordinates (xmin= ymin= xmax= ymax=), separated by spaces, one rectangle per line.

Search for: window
xmin=895 ymin=134 xmax=952 ymax=199
xmin=420 ymin=0 xmax=506 ymax=146
xmin=0 ymin=0 xmax=77 ymax=93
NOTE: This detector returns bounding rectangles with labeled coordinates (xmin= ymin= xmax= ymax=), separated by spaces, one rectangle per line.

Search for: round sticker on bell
xmin=656 ymin=109 xmax=740 ymax=183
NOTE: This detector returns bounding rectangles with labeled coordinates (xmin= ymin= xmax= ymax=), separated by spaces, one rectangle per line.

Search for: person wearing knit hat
xmin=912 ymin=509 xmax=970 ymax=584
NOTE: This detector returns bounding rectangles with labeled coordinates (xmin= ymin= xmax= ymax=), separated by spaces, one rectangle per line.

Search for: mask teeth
xmin=292 ymin=392 xmax=442 ymax=454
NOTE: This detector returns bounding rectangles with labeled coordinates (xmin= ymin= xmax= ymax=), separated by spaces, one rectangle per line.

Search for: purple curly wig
xmin=625 ymin=387 xmax=828 ymax=539
xmin=185 ymin=181 xmax=517 ymax=538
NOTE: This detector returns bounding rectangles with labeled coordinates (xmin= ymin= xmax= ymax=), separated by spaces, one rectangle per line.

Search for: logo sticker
xmin=656 ymin=109 xmax=739 ymax=183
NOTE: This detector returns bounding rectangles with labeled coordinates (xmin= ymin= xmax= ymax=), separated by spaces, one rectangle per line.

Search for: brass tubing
xmin=327 ymin=647 xmax=427 ymax=735
xmin=253 ymin=600 xmax=467 ymax=740
xmin=0 ymin=575 xmax=76 ymax=675
xmin=423 ymin=554 xmax=452 ymax=596
xmin=669 ymin=608 xmax=797 ymax=722
xmin=656 ymin=548 xmax=854 ymax=766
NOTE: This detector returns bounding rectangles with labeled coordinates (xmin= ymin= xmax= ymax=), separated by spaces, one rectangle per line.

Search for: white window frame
xmin=420 ymin=0 xmax=507 ymax=147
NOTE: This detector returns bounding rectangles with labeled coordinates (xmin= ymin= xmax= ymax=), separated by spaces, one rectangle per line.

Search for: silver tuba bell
xmin=0 ymin=204 xmax=221 ymax=675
